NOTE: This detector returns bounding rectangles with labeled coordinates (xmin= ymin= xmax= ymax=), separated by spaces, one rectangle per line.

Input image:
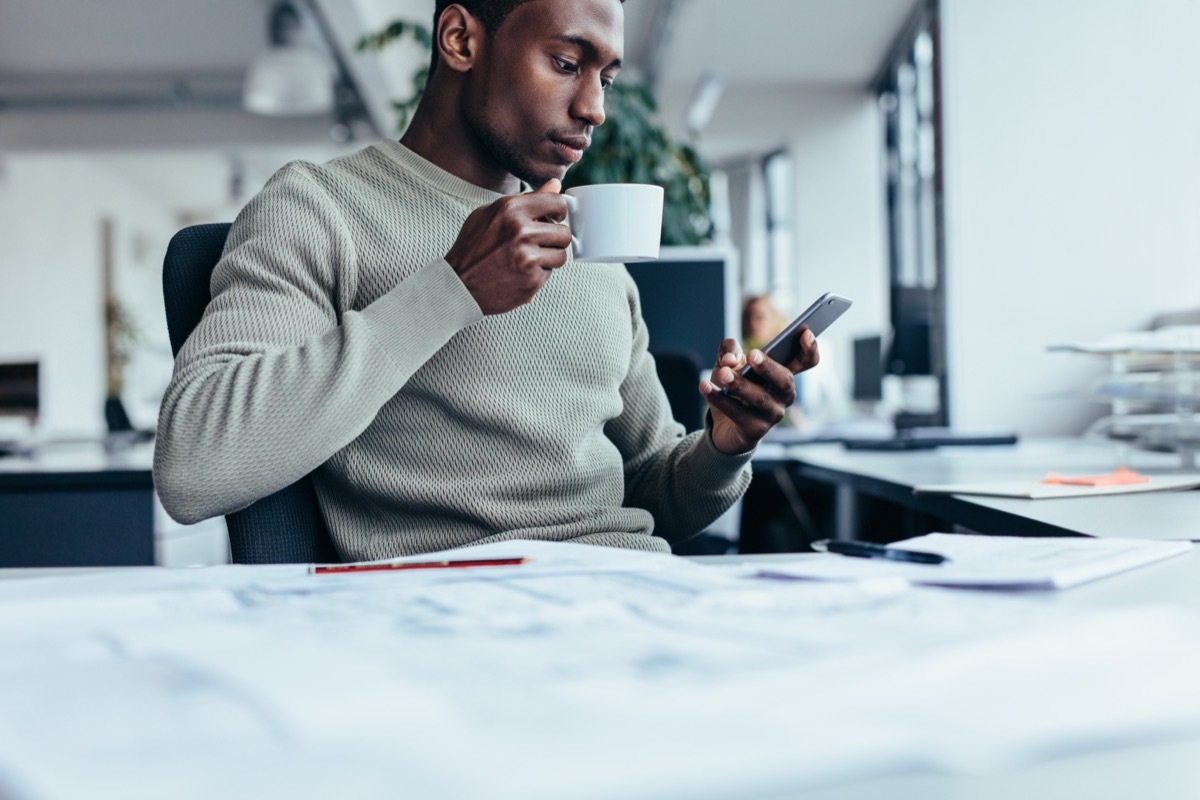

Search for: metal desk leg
xmin=770 ymin=466 xmax=819 ymax=546
xmin=835 ymin=483 xmax=858 ymax=541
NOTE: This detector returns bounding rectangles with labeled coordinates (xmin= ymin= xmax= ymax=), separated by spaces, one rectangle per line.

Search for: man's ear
xmin=436 ymin=4 xmax=483 ymax=74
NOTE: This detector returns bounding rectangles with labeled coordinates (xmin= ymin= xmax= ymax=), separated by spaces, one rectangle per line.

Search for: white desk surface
xmin=3 ymin=546 xmax=1200 ymax=800
xmin=774 ymin=438 xmax=1200 ymax=541
xmin=0 ymin=438 xmax=153 ymax=475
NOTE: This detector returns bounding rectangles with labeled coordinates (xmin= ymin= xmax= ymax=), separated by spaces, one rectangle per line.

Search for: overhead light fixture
xmin=685 ymin=71 xmax=724 ymax=135
xmin=243 ymin=1 xmax=335 ymax=117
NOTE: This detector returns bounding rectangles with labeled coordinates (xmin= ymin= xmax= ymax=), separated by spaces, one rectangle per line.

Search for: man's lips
xmin=551 ymin=136 xmax=590 ymax=163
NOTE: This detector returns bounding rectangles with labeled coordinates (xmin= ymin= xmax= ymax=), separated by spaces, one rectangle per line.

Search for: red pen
xmin=309 ymin=556 xmax=530 ymax=575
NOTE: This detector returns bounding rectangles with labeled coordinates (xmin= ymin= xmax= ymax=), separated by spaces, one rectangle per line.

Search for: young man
xmin=154 ymin=0 xmax=817 ymax=560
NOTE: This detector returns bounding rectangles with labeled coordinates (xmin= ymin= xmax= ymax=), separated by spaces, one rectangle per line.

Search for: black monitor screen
xmin=0 ymin=362 xmax=38 ymax=419
xmin=625 ymin=257 xmax=729 ymax=367
xmin=853 ymin=336 xmax=884 ymax=401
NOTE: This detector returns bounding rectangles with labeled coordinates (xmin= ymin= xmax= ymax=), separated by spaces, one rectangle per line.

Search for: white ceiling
xmin=0 ymin=0 xmax=915 ymax=157
xmin=628 ymin=0 xmax=917 ymax=88
xmin=0 ymin=0 xmax=269 ymax=74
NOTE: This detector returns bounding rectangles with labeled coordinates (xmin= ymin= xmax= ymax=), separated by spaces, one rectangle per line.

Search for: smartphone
xmin=739 ymin=292 xmax=853 ymax=383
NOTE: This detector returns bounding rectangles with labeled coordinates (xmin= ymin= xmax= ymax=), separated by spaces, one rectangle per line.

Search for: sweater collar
xmin=372 ymin=139 xmax=527 ymax=206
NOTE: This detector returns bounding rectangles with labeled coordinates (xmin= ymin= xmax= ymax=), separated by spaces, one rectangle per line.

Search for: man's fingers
xmin=701 ymin=380 xmax=776 ymax=440
xmin=713 ymin=365 xmax=788 ymax=419
xmin=524 ymin=219 xmax=574 ymax=250
xmin=741 ymin=349 xmax=798 ymax=405
xmin=786 ymin=329 xmax=820 ymax=372
xmin=518 ymin=191 xmax=570 ymax=224
xmin=714 ymin=338 xmax=746 ymax=371
xmin=536 ymin=178 xmax=562 ymax=194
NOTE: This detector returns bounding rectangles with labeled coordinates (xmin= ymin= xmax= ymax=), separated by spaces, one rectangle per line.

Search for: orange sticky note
xmin=1041 ymin=467 xmax=1150 ymax=487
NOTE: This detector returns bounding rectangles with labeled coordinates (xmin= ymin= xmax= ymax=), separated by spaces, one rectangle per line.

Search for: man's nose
xmin=572 ymin=79 xmax=606 ymax=128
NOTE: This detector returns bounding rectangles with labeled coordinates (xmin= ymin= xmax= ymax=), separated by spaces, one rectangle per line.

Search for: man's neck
xmin=400 ymin=108 xmax=522 ymax=196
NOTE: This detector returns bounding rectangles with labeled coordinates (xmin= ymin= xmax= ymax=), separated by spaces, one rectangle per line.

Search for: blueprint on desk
xmin=1 ymin=540 xmax=1200 ymax=800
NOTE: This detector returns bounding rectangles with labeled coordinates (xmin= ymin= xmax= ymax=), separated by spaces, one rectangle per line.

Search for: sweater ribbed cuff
xmin=359 ymin=258 xmax=483 ymax=371
xmin=690 ymin=425 xmax=756 ymax=489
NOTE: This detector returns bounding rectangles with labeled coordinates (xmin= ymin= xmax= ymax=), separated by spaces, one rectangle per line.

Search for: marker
xmin=811 ymin=540 xmax=947 ymax=565
xmin=310 ymin=557 xmax=530 ymax=575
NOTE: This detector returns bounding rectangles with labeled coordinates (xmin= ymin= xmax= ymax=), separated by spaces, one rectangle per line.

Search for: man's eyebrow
xmin=552 ymin=34 xmax=624 ymax=69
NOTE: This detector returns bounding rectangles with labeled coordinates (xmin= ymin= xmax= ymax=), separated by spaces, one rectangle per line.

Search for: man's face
xmin=463 ymin=0 xmax=624 ymax=186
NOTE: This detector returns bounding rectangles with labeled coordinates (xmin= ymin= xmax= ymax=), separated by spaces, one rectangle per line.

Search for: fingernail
xmin=803 ymin=330 xmax=815 ymax=345
xmin=751 ymin=350 xmax=763 ymax=366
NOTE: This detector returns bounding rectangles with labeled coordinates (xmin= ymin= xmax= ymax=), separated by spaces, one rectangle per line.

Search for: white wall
xmin=0 ymin=155 xmax=175 ymax=434
xmin=0 ymin=149 xmax=348 ymax=436
xmin=787 ymin=93 xmax=889 ymax=403
xmin=941 ymin=0 xmax=1200 ymax=434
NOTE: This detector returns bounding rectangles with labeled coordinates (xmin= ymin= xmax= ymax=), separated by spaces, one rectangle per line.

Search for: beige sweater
xmin=154 ymin=140 xmax=752 ymax=560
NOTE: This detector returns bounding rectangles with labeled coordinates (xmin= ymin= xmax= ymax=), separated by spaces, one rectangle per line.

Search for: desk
xmin=2 ymin=542 xmax=1200 ymax=799
xmin=0 ymin=440 xmax=155 ymax=566
xmin=762 ymin=438 xmax=1200 ymax=542
xmin=724 ymin=547 xmax=1200 ymax=800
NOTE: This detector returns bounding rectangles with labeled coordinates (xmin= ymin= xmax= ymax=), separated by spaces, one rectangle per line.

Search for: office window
xmin=719 ymin=151 xmax=796 ymax=309
xmin=762 ymin=151 xmax=796 ymax=310
xmin=877 ymin=0 xmax=947 ymax=425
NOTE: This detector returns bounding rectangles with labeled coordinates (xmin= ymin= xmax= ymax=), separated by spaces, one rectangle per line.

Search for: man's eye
xmin=554 ymin=58 xmax=579 ymax=73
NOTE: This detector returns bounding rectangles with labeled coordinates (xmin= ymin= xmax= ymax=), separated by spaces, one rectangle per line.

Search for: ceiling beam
xmin=637 ymin=0 xmax=686 ymax=92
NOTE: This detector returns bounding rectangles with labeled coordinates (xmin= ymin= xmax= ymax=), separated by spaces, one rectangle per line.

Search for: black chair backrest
xmin=162 ymin=223 xmax=339 ymax=564
xmin=649 ymin=347 xmax=706 ymax=434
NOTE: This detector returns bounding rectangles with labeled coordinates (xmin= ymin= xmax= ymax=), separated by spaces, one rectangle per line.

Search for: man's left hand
xmin=701 ymin=330 xmax=819 ymax=455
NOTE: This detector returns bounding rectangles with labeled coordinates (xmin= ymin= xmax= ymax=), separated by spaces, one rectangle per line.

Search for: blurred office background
xmin=2 ymin=0 xmax=1199 ymax=559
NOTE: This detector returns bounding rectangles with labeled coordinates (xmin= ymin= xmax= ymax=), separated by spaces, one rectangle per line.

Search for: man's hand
xmin=701 ymin=330 xmax=820 ymax=455
xmin=445 ymin=179 xmax=572 ymax=315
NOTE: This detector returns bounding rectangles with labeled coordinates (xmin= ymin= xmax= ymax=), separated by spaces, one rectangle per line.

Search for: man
xmin=154 ymin=0 xmax=818 ymax=560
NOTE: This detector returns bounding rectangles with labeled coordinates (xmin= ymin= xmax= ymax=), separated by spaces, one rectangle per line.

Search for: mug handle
xmin=561 ymin=193 xmax=582 ymax=255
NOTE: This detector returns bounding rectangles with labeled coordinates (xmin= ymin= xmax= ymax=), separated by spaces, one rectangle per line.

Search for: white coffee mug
xmin=562 ymin=183 xmax=664 ymax=263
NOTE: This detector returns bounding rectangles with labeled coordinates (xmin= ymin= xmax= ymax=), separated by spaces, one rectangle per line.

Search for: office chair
xmin=162 ymin=223 xmax=339 ymax=564
xmin=648 ymin=348 xmax=706 ymax=434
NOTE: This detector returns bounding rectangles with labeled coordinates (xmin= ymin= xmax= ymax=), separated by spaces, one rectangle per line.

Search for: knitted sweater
xmin=154 ymin=140 xmax=753 ymax=560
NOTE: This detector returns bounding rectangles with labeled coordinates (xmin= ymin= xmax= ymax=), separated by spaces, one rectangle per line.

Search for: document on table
xmin=757 ymin=533 xmax=1192 ymax=589
xmin=913 ymin=473 xmax=1200 ymax=498
xmin=3 ymin=539 xmax=1200 ymax=800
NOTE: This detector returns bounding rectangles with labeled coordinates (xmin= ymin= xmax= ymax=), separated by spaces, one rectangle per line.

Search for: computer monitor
xmin=624 ymin=248 xmax=738 ymax=367
xmin=887 ymin=286 xmax=934 ymax=376
xmin=0 ymin=362 xmax=38 ymax=421
xmin=853 ymin=336 xmax=884 ymax=402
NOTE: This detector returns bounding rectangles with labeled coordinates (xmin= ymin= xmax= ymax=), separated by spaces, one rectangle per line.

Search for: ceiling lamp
xmin=685 ymin=71 xmax=724 ymax=135
xmin=243 ymin=1 xmax=334 ymax=117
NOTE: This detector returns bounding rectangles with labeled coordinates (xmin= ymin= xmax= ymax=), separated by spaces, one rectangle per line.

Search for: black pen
xmin=812 ymin=539 xmax=948 ymax=565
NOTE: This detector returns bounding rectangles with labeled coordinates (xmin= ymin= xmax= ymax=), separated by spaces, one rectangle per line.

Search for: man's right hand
xmin=445 ymin=178 xmax=572 ymax=315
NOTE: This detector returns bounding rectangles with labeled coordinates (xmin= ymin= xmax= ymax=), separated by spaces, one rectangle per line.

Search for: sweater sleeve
xmin=154 ymin=162 xmax=482 ymax=524
xmin=603 ymin=273 xmax=753 ymax=546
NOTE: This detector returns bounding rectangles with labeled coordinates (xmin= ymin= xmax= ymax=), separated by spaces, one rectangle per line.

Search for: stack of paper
xmin=757 ymin=533 xmax=1192 ymax=589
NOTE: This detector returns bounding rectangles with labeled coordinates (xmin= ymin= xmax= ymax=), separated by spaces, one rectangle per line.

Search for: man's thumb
xmin=537 ymin=178 xmax=562 ymax=194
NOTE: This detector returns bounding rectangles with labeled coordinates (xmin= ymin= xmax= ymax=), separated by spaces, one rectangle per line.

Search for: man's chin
xmin=526 ymin=166 xmax=569 ymax=189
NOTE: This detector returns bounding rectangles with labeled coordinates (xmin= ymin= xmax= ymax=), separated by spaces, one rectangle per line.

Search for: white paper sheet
xmin=757 ymin=533 xmax=1193 ymax=589
xmin=913 ymin=474 xmax=1200 ymax=499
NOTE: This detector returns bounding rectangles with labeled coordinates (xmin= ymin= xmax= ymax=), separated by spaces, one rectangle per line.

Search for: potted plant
xmin=104 ymin=293 xmax=139 ymax=434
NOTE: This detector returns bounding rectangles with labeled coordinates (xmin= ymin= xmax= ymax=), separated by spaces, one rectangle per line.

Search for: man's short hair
xmin=433 ymin=0 xmax=529 ymax=37
xmin=429 ymin=0 xmax=624 ymax=72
